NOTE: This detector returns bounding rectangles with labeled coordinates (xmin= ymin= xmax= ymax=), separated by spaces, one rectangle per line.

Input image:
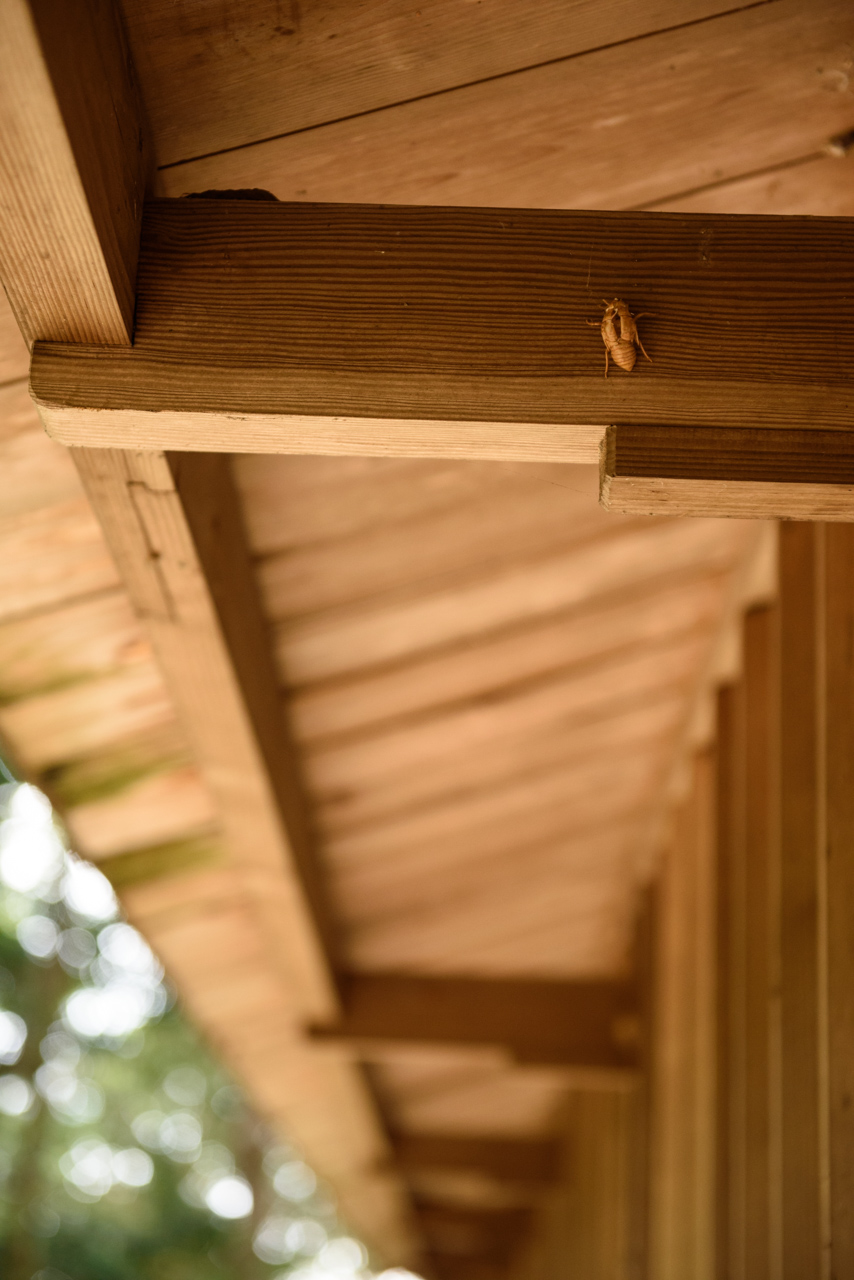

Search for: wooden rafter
xmin=393 ymin=1134 xmax=560 ymax=1184
xmin=310 ymin=973 xmax=639 ymax=1069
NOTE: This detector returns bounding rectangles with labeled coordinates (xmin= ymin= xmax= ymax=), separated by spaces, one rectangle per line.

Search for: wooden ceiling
xmin=0 ymin=0 xmax=851 ymax=1273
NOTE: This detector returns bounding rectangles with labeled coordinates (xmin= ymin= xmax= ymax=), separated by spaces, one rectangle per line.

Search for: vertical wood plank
xmin=649 ymin=750 xmax=717 ymax=1280
xmin=777 ymin=522 xmax=824 ymax=1280
xmin=823 ymin=523 xmax=854 ymax=1274
xmin=742 ymin=606 xmax=778 ymax=1280
xmin=715 ymin=681 xmax=745 ymax=1279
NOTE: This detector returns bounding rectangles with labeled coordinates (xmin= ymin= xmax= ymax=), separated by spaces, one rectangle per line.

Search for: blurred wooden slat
xmin=278 ymin=519 xmax=746 ymax=683
xmin=740 ymin=607 xmax=778 ymax=1280
xmin=777 ymin=523 xmax=854 ymax=1277
xmin=394 ymin=1134 xmax=559 ymax=1185
xmin=777 ymin=523 xmax=823 ymax=1280
xmin=823 ymin=524 xmax=854 ymax=1271
xmin=159 ymin=2 xmax=854 ymax=211
xmin=649 ymin=752 xmax=717 ymax=1280
xmin=121 ymin=0 xmax=745 ymax=167
xmin=311 ymin=973 xmax=639 ymax=1069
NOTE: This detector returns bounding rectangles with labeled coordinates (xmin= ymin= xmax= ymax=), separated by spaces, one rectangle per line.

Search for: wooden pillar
xmin=715 ymin=606 xmax=779 ymax=1280
xmin=715 ymin=680 xmax=745 ymax=1280
xmin=510 ymin=1088 xmax=640 ymax=1280
xmin=777 ymin=522 xmax=854 ymax=1278
xmin=648 ymin=750 xmax=717 ymax=1280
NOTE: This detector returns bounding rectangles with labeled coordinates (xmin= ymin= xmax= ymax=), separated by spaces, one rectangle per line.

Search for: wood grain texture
xmin=159 ymin=2 xmax=854 ymax=216
xmin=311 ymin=973 xmax=639 ymax=1069
xmin=740 ymin=607 xmax=777 ymax=1280
xmin=714 ymin=683 xmax=745 ymax=1280
xmin=0 ymin=0 xmax=146 ymax=345
xmin=32 ymin=201 xmax=854 ymax=456
xmin=651 ymin=154 xmax=854 ymax=218
xmin=72 ymin=447 xmax=338 ymax=1012
xmin=648 ymin=752 xmax=717 ymax=1280
xmin=70 ymin=448 xmax=417 ymax=1259
xmin=602 ymin=427 xmax=854 ymax=520
xmin=121 ymin=0 xmax=745 ymax=167
xmin=823 ymin=523 xmax=854 ymax=1273
xmin=777 ymin=522 xmax=823 ymax=1280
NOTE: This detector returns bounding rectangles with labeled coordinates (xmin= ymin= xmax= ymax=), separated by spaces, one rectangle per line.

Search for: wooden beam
xmin=310 ymin=973 xmax=639 ymax=1069
xmin=601 ymin=426 xmax=854 ymax=520
xmin=33 ymin=201 xmax=854 ymax=460
xmin=393 ymin=1134 xmax=559 ymax=1185
xmin=71 ymin=448 xmax=339 ymax=1010
xmin=0 ymin=0 xmax=146 ymax=346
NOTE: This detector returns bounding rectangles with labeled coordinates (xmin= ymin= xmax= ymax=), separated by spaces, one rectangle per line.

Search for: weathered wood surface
xmin=776 ymin=522 xmax=854 ymax=1277
xmin=158 ymin=2 xmax=854 ymax=218
xmin=121 ymin=0 xmax=747 ymax=168
xmin=0 ymin=0 xmax=146 ymax=345
xmin=311 ymin=973 xmax=639 ymax=1069
xmin=33 ymin=202 xmax=854 ymax=456
xmin=648 ymin=752 xmax=717 ymax=1280
xmin=602 ymin=427 xmax=854 ymax=520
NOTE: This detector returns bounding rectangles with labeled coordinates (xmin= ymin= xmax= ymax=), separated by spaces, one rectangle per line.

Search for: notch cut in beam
xmin=393 ymin=1134 xmax=560 ymax=1184
xmin=32 ymin=200 xmax=854 ymax=461
xmin=309 ymin=973 xmax=639 ymax=1068
xmin=601 ymin=425 xmax=854 ymax=520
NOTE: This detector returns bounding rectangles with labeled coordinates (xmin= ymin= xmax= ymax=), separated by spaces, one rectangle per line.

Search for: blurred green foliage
xmin=0 ymin=783 xmax=363 ymax=1280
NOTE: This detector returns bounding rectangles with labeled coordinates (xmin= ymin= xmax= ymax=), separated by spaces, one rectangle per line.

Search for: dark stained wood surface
xmin=311 ymin=972 xmax=639 ymax=1068
xmin=33 ymin=202 xmax=854 ymax=456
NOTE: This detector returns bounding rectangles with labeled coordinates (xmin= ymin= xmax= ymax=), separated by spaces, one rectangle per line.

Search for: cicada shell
xmin=589 ymin=298 xmax=653 ymax=377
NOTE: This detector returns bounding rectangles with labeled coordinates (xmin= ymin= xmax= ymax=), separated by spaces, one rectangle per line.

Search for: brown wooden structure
xmin=0 ymin=1 xmax=853 ymax=1274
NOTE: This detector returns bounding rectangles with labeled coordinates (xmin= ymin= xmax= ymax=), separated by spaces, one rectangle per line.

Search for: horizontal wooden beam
xmin=310 ymin=973 xmax=639 ymax=1068
xmin=32 ymin=201 xmax=854 ymax=461
xmin=393 ymin=1133 xmax=560 ymax=1184
xmin=601 ymin=425 xmax=854 ymax=519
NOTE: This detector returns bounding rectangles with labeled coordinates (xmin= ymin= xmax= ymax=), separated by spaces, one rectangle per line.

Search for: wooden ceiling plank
xmin=157 ymin=1 xmax=854 ymax=214
xmin=33 ymin=201 xmax=854 ymax=459
xmin=122 ymin=0 xmax=746 ymax=168
xmin=278 ymin=520 xmax=748 ymax=684
xmin=288 ymin=570 xmax=727 ymax=743
xmin=310 ymin=973 xmax=639 ymax=1070
xmin=602 ymin=426 xmax=854 ymax=520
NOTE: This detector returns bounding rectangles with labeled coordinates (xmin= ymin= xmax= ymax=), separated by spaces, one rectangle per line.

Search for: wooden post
xmin=777 ymin=522 xmax=854 ymax=1277
xmin=648 ymin=750 xmax=717 ymax=1280
xmin=509 ymin=1089 xmax=639 ymax=1280
xmin=715 ymin=681 xmax=745 ymax=1280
